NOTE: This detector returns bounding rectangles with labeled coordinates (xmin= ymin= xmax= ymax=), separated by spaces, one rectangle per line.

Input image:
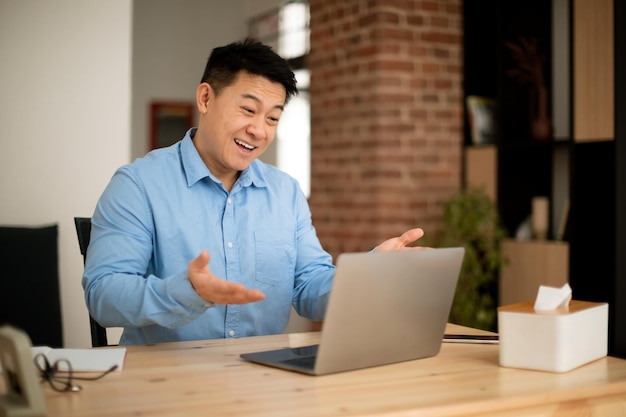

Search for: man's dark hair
xmin=200 ymin=38 xmax=298 ymax=104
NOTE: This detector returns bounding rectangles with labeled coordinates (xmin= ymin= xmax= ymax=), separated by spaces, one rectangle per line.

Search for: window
xmin=250 ymin=1 xmax=310 ymax=196
xmin=277 ymin=69 xmax=310 ymax=196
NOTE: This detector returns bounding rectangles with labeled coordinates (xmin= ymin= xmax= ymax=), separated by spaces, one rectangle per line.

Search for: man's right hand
xmin=188 ymin=250 xmax=266 ymax=305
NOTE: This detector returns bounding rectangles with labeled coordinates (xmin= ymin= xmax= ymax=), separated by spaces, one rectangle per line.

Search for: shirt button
xmin=227 ymin=198 xmax=232 ymax=204
xmin=227 ymin=242 xmax=233 ymax=248
xmin=228 ymin=330 xmax=235 ymax=337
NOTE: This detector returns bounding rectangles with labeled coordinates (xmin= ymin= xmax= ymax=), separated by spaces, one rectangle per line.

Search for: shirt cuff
xmin=166 ymin=272 xmax=216 ymax=312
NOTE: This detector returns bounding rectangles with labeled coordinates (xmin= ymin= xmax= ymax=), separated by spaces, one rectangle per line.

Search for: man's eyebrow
xmin=242 ymin=93 xmax=284 ymax=111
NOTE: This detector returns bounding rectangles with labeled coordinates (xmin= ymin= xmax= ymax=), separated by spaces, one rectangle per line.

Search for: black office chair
xmin=0 ymin=224 xmax=64 ymax=347
xmin=74 ymin=217 xmax=109 ymax=347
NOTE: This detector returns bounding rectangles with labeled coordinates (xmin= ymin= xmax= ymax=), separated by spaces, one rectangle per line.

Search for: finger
xmin=214 ymin=282 xmax=266 ymax=304
xmin=398 ymin=228 xmax=424 ymax=246
xmin=239 ymin=289 xmax=266 ymax=303
xmin=189 ymin=250 xmax=210 ymax=272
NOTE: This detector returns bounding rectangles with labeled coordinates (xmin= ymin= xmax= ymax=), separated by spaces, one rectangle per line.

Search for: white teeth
xmin=235 ymin=139 xmax=255 ymax=150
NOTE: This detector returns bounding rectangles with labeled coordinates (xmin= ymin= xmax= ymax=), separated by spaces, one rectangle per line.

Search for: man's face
xmin=194 ymin=71 xmax=286 ymax=186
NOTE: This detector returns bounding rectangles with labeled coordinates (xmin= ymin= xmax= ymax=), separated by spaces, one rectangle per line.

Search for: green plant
xmin=436 ymin=188 xmax=508 ymax=331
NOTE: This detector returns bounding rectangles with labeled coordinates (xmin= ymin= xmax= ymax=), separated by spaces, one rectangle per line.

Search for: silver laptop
xmin=240 ymin=247 xmax=465 ymax=375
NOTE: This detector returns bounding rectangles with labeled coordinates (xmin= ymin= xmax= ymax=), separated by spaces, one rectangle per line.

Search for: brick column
xmin=307 ymin=0 xmax=463 ymax=259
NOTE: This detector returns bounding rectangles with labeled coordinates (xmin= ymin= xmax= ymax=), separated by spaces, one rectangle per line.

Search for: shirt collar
xmin=181 ymin=128 xmax=268 ymax=189
xmin=237 ymin=160 xmax=268 ymax=189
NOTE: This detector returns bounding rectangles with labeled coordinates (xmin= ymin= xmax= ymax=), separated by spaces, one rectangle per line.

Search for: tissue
xmin=533 ymin=283 xmax=572 ymax=311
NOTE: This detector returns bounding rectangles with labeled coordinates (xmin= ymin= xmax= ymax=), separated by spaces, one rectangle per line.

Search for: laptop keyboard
xmin=281 ymin=355 xmax=317 ymax=369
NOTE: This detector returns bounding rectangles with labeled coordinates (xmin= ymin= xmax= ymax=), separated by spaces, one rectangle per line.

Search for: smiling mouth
xmin=235 ymin=139 xmax=256 ymax=151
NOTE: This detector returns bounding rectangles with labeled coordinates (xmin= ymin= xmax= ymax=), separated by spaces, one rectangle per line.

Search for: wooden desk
xmin=38 ymin=324 xmax=626 ymax=417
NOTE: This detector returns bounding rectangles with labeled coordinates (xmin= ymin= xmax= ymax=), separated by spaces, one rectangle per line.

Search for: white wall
xmin=131 ymin=0 xmax=282 ymax=161
xmin=0 ymin=1 xmax=132 ymax=347
xmin=0 ymin=0 xmax=282 ymax=348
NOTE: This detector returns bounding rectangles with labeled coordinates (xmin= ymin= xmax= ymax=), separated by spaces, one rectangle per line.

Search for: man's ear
xmin=196 ymin=82 xmax=213 ymax=114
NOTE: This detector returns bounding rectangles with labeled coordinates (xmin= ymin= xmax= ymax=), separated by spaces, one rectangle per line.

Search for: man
xmin=83 ymin=39 xmax=424 ymax=345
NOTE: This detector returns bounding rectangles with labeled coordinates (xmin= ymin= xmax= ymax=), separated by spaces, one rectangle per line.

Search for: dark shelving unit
xmin=464 ymin=0 xmax=625 ymax=357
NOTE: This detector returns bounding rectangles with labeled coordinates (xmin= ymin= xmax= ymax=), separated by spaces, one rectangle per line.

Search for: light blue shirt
xmin=83 ymin=129 xmax=335 ymax=345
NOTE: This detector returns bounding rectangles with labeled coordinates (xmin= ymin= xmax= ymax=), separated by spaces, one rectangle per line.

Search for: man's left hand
xmin=374 ymin=228 xmax=427 ymax=252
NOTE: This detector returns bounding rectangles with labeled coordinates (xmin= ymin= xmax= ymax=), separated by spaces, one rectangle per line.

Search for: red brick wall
xmin=307 ymin=0 xmax=463 ymax=259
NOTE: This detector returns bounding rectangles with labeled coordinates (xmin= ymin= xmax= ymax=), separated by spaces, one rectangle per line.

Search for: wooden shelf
xmin=500 ymin=239 xmax=569 ymax=306
xmin=573 ymin=0 xmax=614 ymax=142
xmin=465 ymin=145 xmax=497 ymax=201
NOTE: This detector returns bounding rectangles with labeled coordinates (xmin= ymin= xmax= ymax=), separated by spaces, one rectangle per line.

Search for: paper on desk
xmin=533 ymin=283 xmax=572 ymax=311
xmin=31 ymin=346 xmax=126 ymax=372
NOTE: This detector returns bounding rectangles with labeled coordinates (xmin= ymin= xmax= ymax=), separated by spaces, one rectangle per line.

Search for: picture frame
xmin=150 ymin=101 xmax=195 ymax=150
xmin=466 ymin=96 xmax=496 ymax=145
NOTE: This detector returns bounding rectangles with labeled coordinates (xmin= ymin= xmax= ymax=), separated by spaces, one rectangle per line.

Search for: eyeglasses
xmin=33 ymin=353 xmax=118 ymax=392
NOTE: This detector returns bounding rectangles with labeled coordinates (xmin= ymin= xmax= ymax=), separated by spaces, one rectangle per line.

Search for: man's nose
xmin=246 ymin=116 xmax=267 ymax=140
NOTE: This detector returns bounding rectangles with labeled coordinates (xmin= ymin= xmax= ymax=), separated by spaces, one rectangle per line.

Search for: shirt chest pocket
xmin=253 ymin=231 xmax=296 ymax=286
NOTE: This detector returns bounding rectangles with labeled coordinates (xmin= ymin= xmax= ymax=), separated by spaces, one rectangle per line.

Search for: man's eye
xmin=243 ymin=107 xmax=254 ymax=114
xmin=266 ymin=116 xmax=280 ymax=125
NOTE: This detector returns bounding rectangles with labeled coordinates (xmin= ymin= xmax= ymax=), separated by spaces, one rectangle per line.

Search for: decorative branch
xmin=504 ymin=37 xmax=545 ymax=88
xmin=504 ymin=36 xmax=552 ymax=139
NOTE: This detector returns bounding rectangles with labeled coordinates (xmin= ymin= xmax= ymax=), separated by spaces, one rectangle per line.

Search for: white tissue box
xmin=498 ymin=300 xmax=608 ymax=372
